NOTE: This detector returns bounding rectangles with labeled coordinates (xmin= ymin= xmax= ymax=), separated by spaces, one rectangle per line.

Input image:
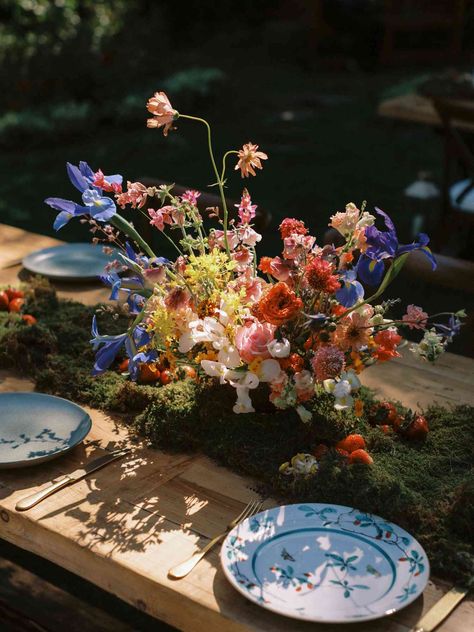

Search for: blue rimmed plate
xmin=221 ymin=503 xmax=429 ymax=624
xmin=22 ymin=243 xmax=119 ymax=280
xmin=0 ymin=392 xmax=92 ymax=468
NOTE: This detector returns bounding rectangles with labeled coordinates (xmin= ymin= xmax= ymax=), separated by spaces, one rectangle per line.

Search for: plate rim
xmin=22 ymin=242 xmax=118 ymax=280
xmin=220 ymin=502 xmax=430 ymax=624
xmin=0 ymin=391 xmax=92 ymax=468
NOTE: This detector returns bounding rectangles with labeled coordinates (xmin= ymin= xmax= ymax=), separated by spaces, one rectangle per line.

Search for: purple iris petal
xmin=336 ymin=270 xmax=365 ymax=307
xmin=82 ymin=189 xmax=116 ymax=222
xmin=92 ymin=335 xmax=127 ymax=375
xmin=356 ymin=255 xmax=385 ymax=286
xmin=53 ymin=211 xmax=73 ymax=231
xmin=67 ymin=162 xmax=90 ymax=193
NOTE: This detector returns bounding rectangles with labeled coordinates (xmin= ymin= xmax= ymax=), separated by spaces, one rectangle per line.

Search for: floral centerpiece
xmin=45 ymin=91 xmax=464 ymax=427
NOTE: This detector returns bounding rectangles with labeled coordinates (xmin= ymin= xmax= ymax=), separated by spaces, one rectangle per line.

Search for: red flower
xmin=305 ymin=257 xmax=340 ymax=294
xmin=257 ymin=282 xmax=303 ymax=326
xmin=279 ymin=218 xmax=308 ymax=239
xmin=373 ymin=329 xmax=402 ymax=362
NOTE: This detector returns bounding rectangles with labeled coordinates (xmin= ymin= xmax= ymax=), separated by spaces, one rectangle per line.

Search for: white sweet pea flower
xmin=324 ymin=378 xmax=353 ymax=409
xmin=296 ymin=405 xmax=312 ymax=423
xmin=258 ymin=359 xmax=281 ymax=383
xmin=267 ymin=338 xmax=291 ymax=358
xmin=179 ymin=317 xmax=226 ymax=353
xmin=178 ymin=331 xmax=195 ymax=353
xmin=228 ymin=370 xmax=260 ymax=390
xmin=200 ymin=360 xmax=233 ymax=384
xmin=356 ymin=211 xmax=375 ymax=228
xmin=217 ymin=344 xmax=241 ymax=369
xmin=233 ymin=386 xmax=255 ymax=414
xmin=340 ymin=370 xmax=361 ymax=391
xmin=294 ymin=370 xmax=314 ymax=391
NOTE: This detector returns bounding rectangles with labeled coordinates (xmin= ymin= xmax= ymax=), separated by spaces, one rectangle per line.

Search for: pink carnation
xmin=403 ymin=305 xmax=428 ymax=330
xmin=235 ymin=320 xmax=275 ymax=363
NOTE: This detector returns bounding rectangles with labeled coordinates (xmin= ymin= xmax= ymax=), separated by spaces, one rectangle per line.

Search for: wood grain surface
xmin=0 ymin=224 xmax=473 ymax=631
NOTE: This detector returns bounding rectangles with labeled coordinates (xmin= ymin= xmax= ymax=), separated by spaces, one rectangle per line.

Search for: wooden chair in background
xmin=432 ymin=97 xmax=474 ymax=254
xmin=380 ymin=0 xmax=466 ymax=65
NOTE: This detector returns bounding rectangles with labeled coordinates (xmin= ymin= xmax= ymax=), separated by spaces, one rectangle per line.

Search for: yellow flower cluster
xmin=147 ymin=300 xmax=177 ymax=347
xmin=185 ymin=250 xmax=236 ymax=299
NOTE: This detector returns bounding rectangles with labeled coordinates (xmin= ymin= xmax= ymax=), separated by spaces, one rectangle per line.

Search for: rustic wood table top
xmin=0 ymin=223 xmax=473 ymax=632
xmin=377 ymin=93 xmax=474 ymax=133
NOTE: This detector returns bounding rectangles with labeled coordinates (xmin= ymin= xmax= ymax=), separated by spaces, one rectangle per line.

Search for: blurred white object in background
xmin=404 ymin=171 xmax=440 ymax=237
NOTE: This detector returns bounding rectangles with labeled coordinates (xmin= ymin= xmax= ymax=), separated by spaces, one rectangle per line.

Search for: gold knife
xmin=413 ymin=586 xmax=469 ymax=632
xmin=15 ymin=448 xmax=130 ymax=511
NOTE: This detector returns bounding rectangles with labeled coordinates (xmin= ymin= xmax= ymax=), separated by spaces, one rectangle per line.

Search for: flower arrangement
xmin=45 ymin=91 xmax=465 ymax=423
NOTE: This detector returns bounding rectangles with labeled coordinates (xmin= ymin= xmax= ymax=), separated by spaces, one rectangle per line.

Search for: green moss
xmin=2 ymin=283 xmax=474 ymax=587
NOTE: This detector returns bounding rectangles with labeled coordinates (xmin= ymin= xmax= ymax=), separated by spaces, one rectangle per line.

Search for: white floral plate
xmin=220 ymin=503 xmax=429 ymax=623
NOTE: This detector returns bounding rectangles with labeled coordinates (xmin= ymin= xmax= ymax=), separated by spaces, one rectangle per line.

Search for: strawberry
xmin=313 ymin=444 xmax=329 ymax=460
xmin=404 ymin=414 xmax=429 ymax=440
xmin=335 ymin=447 xmax=350 ymax=460
xmin=6 ymin=288 xmax=24 ymax=301
xmin=336 ymin=434 xmax=366 ymax=453
xmin=348 ymin=449 xmax=374 ymax=465
xmin=369 ymin=401 xmax=398 ymax=426
xmin=8 ymin=297 xmax=24 ymax=313
xmin=0 ymin=291 xmax=9 ymax=311
xmin=21 ymin=314 xmax=37 ymax=326
xmin=380 ymin=424 xmax=392 ymax=434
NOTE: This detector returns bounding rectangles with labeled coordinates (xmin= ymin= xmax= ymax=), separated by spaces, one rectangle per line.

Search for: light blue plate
xmin=221 ymin=503 xmax=429 ymax=624
xmin=0 ymin=392 xmax=92 ymax=468
xmin=22 ymin=243 xmax=119 ymax=280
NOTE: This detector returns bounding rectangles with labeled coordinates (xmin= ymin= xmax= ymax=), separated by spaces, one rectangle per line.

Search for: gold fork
xmin=168 ymin=498 xmax=263 ymax=579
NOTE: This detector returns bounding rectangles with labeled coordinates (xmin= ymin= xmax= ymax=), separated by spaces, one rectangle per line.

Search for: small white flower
xmin=217 ymin=344 xmax=241 ymax=369
xmin=356 ymin=211 xmax=375 ymax=228
xmin=267 ymin=338 xmax=291 ymax=358
xmin=200 ymin=360 xmax=231 ymax=384
xmin=258 ymin=359 xmax=282 ymax=383
xmin=296 ymin=405 xmax=312 ymax=423
xmin=294 ymin=370 xmax=314 ymax=391
xmin=340 ymin=370 xmax=361 ymax=391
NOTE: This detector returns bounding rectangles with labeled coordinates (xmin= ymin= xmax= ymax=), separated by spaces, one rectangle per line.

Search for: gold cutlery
xmin=413 ymin=585 xmax=469 ymax=632
xmin=15 ymin=448 xmax=130 ymax=511
xmin=168 ymin=498 xmax=263 ymax=579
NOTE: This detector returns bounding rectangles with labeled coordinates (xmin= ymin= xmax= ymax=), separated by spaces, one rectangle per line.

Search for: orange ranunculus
xmin=373 ymin=329 xmax=402 ymax=362
xmin=257 ymin=282 xmax=303 ymax=326
xmin=279 ymin=353 xmax=305 ymax=373
xmin=258 ymin=257 xmax=273 ymax=274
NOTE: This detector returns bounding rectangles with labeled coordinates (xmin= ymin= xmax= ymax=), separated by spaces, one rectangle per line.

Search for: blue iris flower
xmin=45 ymin=161 xmax=122 ymax=231
xmin=434 ymin=315 xmax=462 ymax=342
xmin=90 ymin=316 xmax=154 ymax=377
xmin=336 ymin=269 xmax=364 ymax=307
xmin=357 ymin=208 xmax=437 ymax=286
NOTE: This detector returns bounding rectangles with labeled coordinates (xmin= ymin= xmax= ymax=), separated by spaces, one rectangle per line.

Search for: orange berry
xmin=348 ymin=449 xmax=374 ymax=465
xmin=138 ymin=363 xmax=161 ymax=383
xmin=118 ymin=358 xmax=130 ymax=372
xmin=160 ymin=369 xmax=173 ymax=385
xmin=336 ymin=434 xmax=366 ymax=453
xmin=8 ymin=297 xmax=24 ymax=313
xmin=177 ymin=364 xmax=197 ymax=380
xmin=21 ymin=314 xmax=37 ymax=326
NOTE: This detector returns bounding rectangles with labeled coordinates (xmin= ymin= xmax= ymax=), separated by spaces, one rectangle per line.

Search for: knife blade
xmin=15 ymin=448 xmax=130 ymax=512
xmin=413 ymin=585 xmax=468 ymax=632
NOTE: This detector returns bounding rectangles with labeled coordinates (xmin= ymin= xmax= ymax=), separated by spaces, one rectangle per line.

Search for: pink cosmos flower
xmin=235 ymin=142 xmax=268 ymax=178
xmin=236 ymin=188 xmax=257 ymax=224
xmin=146 ymin=91 xmax=177 ymax=136
xmin=235 ymin=320 xmax=275 ymax=363
xmin=403 ymin=304 xmax=428 ymax=330
xmin=182 ymin=190 xmax=201 ymax=206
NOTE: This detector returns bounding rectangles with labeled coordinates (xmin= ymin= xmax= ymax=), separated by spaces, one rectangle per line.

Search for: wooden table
xmin=0 ymin=223 xmax=473 ymax=632
xmin=378 ymin=93 xmax=474 ymax=133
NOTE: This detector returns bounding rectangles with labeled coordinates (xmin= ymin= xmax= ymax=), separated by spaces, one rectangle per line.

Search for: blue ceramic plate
xmin=0 ymin=392 xmax=92 ymax=468
xmin=221 ymin=503 xmax=429 ymax=624
xmin=22 ymin=243 xmax=119 ymax=280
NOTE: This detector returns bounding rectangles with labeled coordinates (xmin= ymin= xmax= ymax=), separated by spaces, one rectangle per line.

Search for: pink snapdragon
xmin=236 ymin=189 xmax=257 ymax=224
xmin=182 ymin=190 xmax=201 ymax=206
xmin=116 ymin=181 xmax=148 ymax=209
xmin=403 ymin=305 xmax=428 ymax=330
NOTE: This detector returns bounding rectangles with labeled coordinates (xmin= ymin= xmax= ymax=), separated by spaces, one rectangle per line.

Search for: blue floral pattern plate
xmin=0 ymin=392 xmax=92 ymax=468
xmin=22 ymin=243 xmax=119 ymax=280
xmin=221 ymin=503 xmax=429 ymax=623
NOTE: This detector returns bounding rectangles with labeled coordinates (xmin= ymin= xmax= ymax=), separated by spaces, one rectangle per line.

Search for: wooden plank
xmin=377 ymin=94 xmax=474 ymax=132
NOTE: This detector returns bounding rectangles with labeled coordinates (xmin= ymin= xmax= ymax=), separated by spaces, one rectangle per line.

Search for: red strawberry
xmin=0 ymin=291 xmax=9 ymax=311
xmin=369 ymin=401 xmax=398 ymax=426
xmin=348 ymin=449 xmax=374 ymax=465
xmin=404 ymin=414 xmax=429 ymax=440
xmin=336 ymin=434 xmax=366 ymax=453
xmin=335 ymin=448 xmax=350 ymax=460
xmin=6 ymin=288 xmax=24 ymax=301
xmin=21 ymin=314 xmax=37 ymax=326
xmin=8 ymin=297 xmax=24 ymax=313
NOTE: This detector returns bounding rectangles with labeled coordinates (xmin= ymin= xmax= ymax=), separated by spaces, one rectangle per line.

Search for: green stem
xmin=221 ymin=150 xmax=239 ymax=181
xmin=111 ymin=214 xmax=156 ymax=259
xmin=178 ymin=113 xmax=231 ymax=256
